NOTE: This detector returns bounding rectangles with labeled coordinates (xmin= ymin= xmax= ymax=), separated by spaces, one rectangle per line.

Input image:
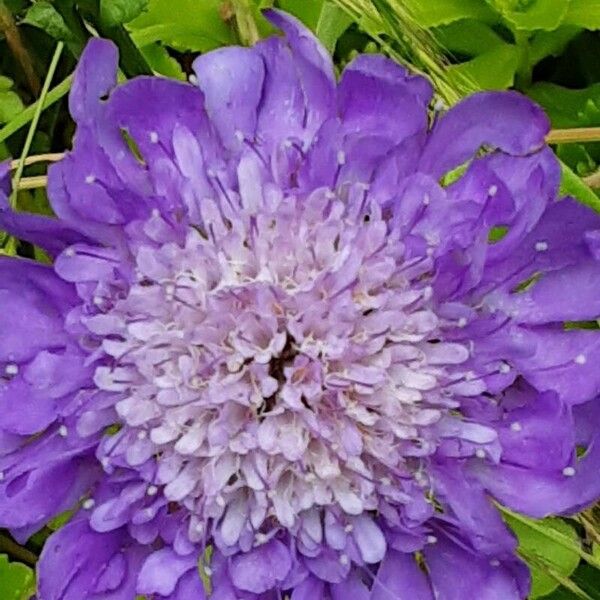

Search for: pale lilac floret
xmin=1 ymin=10 xmax=600 ymax=600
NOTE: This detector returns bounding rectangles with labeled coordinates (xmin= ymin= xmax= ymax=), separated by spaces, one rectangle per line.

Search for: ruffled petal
xmin=513 ymin=327 xmax=600 ymax=405
xmin=474 ymin=426 xmax=600 ymax=518
xmin=0 ymin=258 xmax=76 ymax=362
xmin=371 ymin=550 xmax=434 ymax=600
xmin=423 ymin=535 xmax=527 ymax=600
xmin=0 ymin=430 xmax=98 ymax=531
xmin=229 ymin=540 xmax=292 ymax=593
xmin=192 ymin=47 xmax=265 ymax=150
xmin=38 ymin=519 xmax=147 ymax=600
xmin=69 ymin=39 xmax=118 ymax=124
xmin=419 ymin=92 xmax=550 ymax=179
xmin=137 ymin=547 xmax=197 ymax=596
xmin=430 ymin=462 xmax=516 ymax=555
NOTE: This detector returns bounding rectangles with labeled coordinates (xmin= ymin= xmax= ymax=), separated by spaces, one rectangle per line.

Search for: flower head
xmin=2 ymin=10 xmax=600 ymax=600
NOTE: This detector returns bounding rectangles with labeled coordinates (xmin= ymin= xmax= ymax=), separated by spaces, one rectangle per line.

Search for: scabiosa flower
xmin=2 ymin=10 xmax=600 ymax=599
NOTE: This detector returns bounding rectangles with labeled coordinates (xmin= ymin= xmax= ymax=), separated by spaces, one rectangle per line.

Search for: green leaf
xmin=564 ymin=0 xmax=600 ymax=29
xmin=0 ymin=90 xmax=24 ymax=125
xmin=447 ymin=43 xmax=520 ymax=90
xmin=560 ymin=162 xmax=600 ymax=213
xmin=278 ymin=0 xmax=323 ymax=28
xmin=0 ymin=77 xmax=24 ymax=125
xmin=402 ymin=0 xmax=497 ymax=28
xmin=0 ymin=555 xmax=36 ymax=600
xmin=488 ymin=0 xmax=570 ymax=31
xmin=544 ymin=563 xmax=600 ymax=599
xmin=527 ymin=82 xmax=600 ymax=128
xmin=100 ymin=0 xmax=149 ymax=27
xmin=435 ymin=19 xmax=505 ymax=57
xmin=21 ymin=1 xmax=76 ymax=42
xmin=504 ymin=514 xmax=581 ymax=598
xmin=139 ymin=43 xmax=185 ymax=80
xmin=529 ymin=26 xmax=582 ymax=66
xmin=315 ymin=3 xmax=352 ymax=54
xmin=128 ymin=0 xmax=236 ymax=51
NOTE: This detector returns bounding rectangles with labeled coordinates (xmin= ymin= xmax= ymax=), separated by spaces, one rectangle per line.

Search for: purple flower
xmin=2 ymin=10 xmax=600 ymax=599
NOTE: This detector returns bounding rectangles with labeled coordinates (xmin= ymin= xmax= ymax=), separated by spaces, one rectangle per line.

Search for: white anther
xmin=562 ymin=466 xmax=576 ymax=477
xmin=433 ymin=99 xmax=446 ymax=112
xmin=475 ymin=448 xmax=486 ymax=459
xmin=457 ymin=317 xmax=467 ymax=328
xmin=267 ymin=490 xmax=277 ymax=499
xmin=535 ymin=241 xmax=548 ymax=252
xmin=82 ymin=498 xmax=95 ymax=510
xmin=147 ymin=485 xmax=158 ymax=496
xmin=380 ymin=477 xmax=391 ymax=486
xmin=305 ymin=472 xmax=316 ymax=482
xmin=149 ymin=131 xmax=159 ymax=143
xmin=216 ymin=495 xmax=226 ymax=507
xmin=423 ymin=194 xmax=431 ymax=206
xmin=339 ymin=554 xmax=350 ymax=565
xmin=137 ymin=430 xmax=148 ymax=440
xmin=234 ymin=130 xmax=245 ymax=143
xmin=426 ymin=535 xmax=437 ymax=544
xmin=499 ymin=362 xmax=511 ymax=374
xmin=195 ymin=522 xmax=204 ymax=533
xmin=4 ymin=363 xmax=18 ymax=376
xmin=85 ymin=174 xmax=96 ymax=184
xmin=488 ymin=185 xmax=498 ymax=197
xmin=337 ymin=150 xmax=346 ymax=165
xmin=93 ymin=295 xmax=104 ymax=306
xmin=58 ymin=425 xmax=68 ymax=437
xmin=344 ymin=524 xmax=354 ymax=533
xmin=575 ymin=354 xmax=587 ymax=365
xmin=510 ymin=422 xmax=522 ymax=432
xmin=65 ymin=247 xmax=76 ymax=257
xmin=255 ymin=533 xmax=268 ymax=545
xmin=100 ymin=457 xmax=110 ymax=469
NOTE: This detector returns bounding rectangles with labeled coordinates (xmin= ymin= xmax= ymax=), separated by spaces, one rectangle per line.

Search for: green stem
xmin=231 ymin=0 xmax=260 ymax=46
xmin=0 ymin=533 xmax=38 ymax=566
xmin=11 ymin=42 xmax=65 ymax=208
xmin=514 ymin=30 xmax=532 ymax=90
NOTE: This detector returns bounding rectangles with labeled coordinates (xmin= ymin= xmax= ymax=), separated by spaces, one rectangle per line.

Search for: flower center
xmin=86 ymin=184 xmax=487 ymax=550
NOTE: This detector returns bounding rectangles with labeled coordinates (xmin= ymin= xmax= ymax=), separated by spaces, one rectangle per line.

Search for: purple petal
xmin=69 ymin=38 xmax=118 ymax=124
xmin=419 ymin=91 xmax=550 ymax=179
xmin=0 ymin=258 xmax=76 ymax=363
xmin=424 ymin=535 xmax=526 ymax=600
xmin=371 ymin=550 xmax=434 ymax=600
xmin=229 ymin=539 xmax=292 ymax=593
xmin=192 ymin=46 xmax=264 ymax=149
xmin=38 ymin=519 xmax=147 ymax=600
xmin=330 ymin=570 xmax=370 ymax=600
xmin=513 ymin=327 xmax=600 ymax=405
xmin=137 ymin=547 xmax=197 ymax=596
